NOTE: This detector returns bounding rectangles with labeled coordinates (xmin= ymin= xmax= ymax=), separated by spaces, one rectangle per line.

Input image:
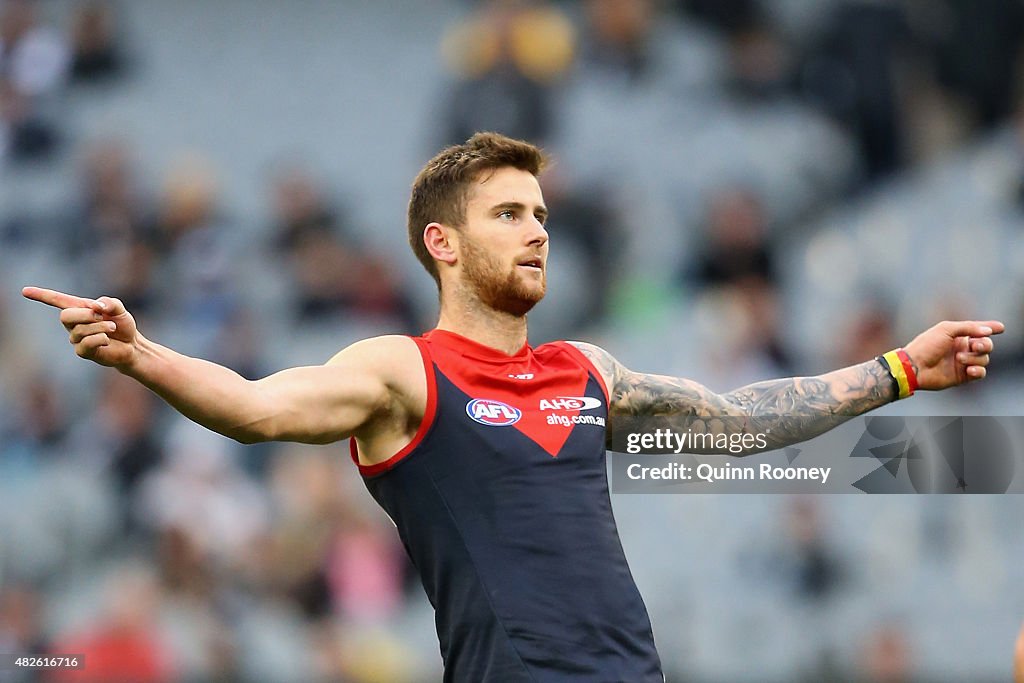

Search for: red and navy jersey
xmin=351 ymin=330 xmax=664 ymax=682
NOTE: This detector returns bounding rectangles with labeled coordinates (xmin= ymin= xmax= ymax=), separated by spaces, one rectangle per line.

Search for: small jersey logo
xmin=539 ymin=396 xmax=603 ymax=411
xmin=508 ymin=373 xmax=534 ymax=380
xmin=466 ymin=398 xmax=522 ymax=426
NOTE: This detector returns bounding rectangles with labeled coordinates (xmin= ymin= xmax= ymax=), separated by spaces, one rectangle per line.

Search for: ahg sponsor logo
xmin=466 ymin=399 xmax=522 ymax=426
xmin=539 ymin=396 xmax=603 ymax=411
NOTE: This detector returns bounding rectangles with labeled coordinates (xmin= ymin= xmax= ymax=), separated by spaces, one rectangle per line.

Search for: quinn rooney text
xmin=626 ymin=461 xmax=833 ymax=484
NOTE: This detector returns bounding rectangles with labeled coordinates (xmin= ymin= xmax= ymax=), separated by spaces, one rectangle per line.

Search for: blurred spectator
xmin=538 ymin=168 xmax=622 ymax=328
xmin=69 ymin=372 xmax=163 ymax=530
xmin=327 ymin=502 xmax=406 ymax=623
xmin=577 ymin=0 xmax=721 ymax=90
xmin=148 ymin=527 xmax=246 ymax=679
xmin=51 ymin=563 xmax=175 ymax=683
xmin=859 ymin=621 xmax=913 ymax=683
xmin=259 ymin=447 xmax=406 ymax=623
xmin=687 ymin=276 xmax=794 ymax=385
xmin=799 ymin=1 xmax=912 ymax=180
xmin=0 ymin=373 xmax=67 ymax=473
xmin=781 ymin=497 xmax=845 ymax=603
xmin=731 ymin=275 xmax=794 ymax=374
xmin=833 ymin=301 xmax=898 ymax=368
xmin=676 ymin=187 xmax=795 ymax=377
xmin=65 ymin=139 xmax=158 ymax=315
xmin=153 ymin=155 xmax=241 ymax=348
xmin=135 ymin=420 xmax=268 ymax=568
xmin=0 ymin=585 xmax=48 ymax=665
xmin=683 ymin=186 xmax=777 ymax=288
xmin=207 ymin=305 xmax=264 ymax=381
xmin=68 ymin=1 xmax=126 ymax=84
xmin=439 ymin=0 xmax=574 ymax=145
xmin=0 ymin=0 xmax=68 ymax=162
xmin=725 ymin=20 xmax=794 ymax=102
xmin=250 ymin=448 xmax=339 ymax=620
xmin=269 ymin=166 xmax=419 ymax=330
xmin=680 ymin=0 xmax=793 ymax=101
xmin=580 ymin=0 xmax=656 ymax=84
xmin=924 ymin=0 xmax=1024 ymax=130
xmin=156 ymin=525 xmax=215 ymax=600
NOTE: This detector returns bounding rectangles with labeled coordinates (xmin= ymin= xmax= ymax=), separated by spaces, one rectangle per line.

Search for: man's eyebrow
xmin=490 ymin=201 xmax=549 ymax=219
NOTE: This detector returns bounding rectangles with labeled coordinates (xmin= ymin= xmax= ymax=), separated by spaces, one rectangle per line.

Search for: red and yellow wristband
xmin=876 ymin=349 xmax=919 ymax=400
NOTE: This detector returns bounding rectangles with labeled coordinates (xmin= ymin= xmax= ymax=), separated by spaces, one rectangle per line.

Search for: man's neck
xmin=436 ymin=295 xmax=529 ymax=356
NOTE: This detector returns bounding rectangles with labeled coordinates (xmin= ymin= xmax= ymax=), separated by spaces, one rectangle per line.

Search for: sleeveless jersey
xmin=350 ymin=329 xmax=664 ymax=682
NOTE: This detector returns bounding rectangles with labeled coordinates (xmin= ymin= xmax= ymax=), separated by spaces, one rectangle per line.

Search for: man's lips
xmin=517 ymin=257 xmax=543 ymax=270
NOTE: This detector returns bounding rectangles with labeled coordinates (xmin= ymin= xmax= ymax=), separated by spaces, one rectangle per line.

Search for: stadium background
xmin=1 ymin=0 xmax=1023 ymax=680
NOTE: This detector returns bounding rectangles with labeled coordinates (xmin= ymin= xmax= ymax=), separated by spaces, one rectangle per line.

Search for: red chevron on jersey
xmin=422 ymin=329 xmax=607 ymax=457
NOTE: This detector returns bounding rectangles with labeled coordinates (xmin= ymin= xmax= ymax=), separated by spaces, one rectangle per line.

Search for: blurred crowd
xmin=1 ymin=0 xmax=1024 ymax=681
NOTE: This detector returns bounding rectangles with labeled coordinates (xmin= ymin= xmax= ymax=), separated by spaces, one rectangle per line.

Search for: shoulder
xmin=327 ymin=334 xmax=422 ymax=368
xmin=326 ymin=334 xmax=427 ymax=400
xmin=564 ymin=341 xmax=625 ymax=393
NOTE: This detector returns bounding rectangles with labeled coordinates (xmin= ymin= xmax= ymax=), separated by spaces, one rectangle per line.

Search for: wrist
xmin=876 ymin=348 xmax=919 ymax=400
xmin=116 ymin=333 xmax=150 ymax=377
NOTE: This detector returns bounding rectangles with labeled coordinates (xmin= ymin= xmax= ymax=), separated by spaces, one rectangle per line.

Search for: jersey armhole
xmin=350 ymin=336 xmax=438 ymax=477
xmin=558 ymin=341 xmax=611 ymax=405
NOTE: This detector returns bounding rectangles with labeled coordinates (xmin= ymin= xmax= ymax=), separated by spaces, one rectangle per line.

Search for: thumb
xmin=93 ymin=296 xmax=128 ymax=317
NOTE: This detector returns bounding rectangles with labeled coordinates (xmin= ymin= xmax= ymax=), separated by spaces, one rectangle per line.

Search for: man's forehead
xmin=468 ymin=167 xmax=544 ymax=207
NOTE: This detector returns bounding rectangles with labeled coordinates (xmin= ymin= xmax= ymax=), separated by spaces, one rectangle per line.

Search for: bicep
xmin=252 ymin=362 xmax=389 ymax=444
xmin=250 ymin=336 xmax=417 ymax=444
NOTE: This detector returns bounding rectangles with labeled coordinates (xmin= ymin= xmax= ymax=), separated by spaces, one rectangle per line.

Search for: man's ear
xmin=424 ymin=222 xmax=458 ymax=267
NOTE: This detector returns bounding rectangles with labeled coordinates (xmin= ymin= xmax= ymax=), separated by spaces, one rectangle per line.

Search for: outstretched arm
xmin=22 ymin=287 xmax=413 ymax=445
xmin=572 ymin=319 xmax=1003 ymax=454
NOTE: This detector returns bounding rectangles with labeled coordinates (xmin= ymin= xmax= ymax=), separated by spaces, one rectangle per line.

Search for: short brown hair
xmin=408 ymin=132 xmax=547 ymax=287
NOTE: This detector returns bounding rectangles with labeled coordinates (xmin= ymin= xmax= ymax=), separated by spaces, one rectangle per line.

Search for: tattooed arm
xmin=569 ymin=319 xmax=1004 ymax=454
xmin=572 ymin=342 xmax=894 ymax=453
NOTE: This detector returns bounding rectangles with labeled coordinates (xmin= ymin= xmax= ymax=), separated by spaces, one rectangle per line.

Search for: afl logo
xmin=466 ymin=399 xmax=522 ymax=426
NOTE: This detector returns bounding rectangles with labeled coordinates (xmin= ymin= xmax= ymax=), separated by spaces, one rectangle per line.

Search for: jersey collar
xmin=424 ymin=329 xmax=532 ymax=363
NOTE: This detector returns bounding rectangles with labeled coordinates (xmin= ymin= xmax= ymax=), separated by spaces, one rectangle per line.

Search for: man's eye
xmin=498 ymin=210 xmax=515 ymax=220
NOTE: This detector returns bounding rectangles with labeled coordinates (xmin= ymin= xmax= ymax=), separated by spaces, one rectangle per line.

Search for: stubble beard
xmin=460 ymin=235 xmax=545 ymax=317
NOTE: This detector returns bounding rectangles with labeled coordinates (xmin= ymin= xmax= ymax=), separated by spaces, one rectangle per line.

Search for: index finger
xmin=978 ymin=320 xmax=1006 ymax=335
xmin=943 ymin=320 xmax=1006 ymax=338
xmin=22 ymin=286 xmax=96 ymax=311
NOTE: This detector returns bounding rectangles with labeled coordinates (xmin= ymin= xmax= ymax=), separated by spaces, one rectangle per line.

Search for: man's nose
xmin=525 ymin=217 xmax=548 ymax=246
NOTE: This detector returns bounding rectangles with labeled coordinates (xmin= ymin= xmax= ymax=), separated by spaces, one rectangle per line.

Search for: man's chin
xmin=489 ymin=285 xmax=545 ymax=316
xmin=464 ymin=267 xmax=546 ymax=317
xmin=497 ymin=292 xmax=544 ymax=317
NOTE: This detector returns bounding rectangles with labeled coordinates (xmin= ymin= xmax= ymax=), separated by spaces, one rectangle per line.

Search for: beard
xmin=460 ymin=234 xmax=545 ymax=317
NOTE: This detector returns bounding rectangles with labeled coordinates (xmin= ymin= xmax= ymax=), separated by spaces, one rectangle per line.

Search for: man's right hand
xmin=22 ymin=287 xmax=139 ymax=370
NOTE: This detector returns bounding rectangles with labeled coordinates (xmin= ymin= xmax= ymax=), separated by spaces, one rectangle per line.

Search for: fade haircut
xmin=408 ymin=132 xmax=547 ymax=288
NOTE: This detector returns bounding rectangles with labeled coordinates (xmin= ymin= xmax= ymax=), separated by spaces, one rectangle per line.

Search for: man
xmin=24 ymin=133 xmax=1003 ymax=681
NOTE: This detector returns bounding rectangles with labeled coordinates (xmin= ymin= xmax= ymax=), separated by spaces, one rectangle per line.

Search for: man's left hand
xmin=904 ymin=320 xmax=1005 ymax=390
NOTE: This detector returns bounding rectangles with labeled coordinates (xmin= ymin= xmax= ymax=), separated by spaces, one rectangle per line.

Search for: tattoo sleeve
xmin=570 ymin=341 xmax=896 ymax=455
